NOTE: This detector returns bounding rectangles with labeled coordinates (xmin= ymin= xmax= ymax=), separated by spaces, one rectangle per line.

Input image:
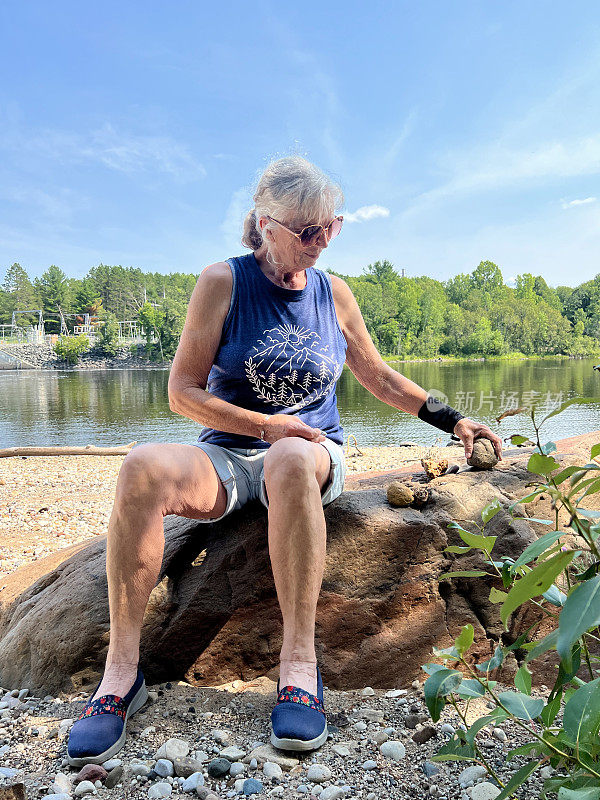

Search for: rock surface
xmin=0 ymin=434 xmax=599 ymax=697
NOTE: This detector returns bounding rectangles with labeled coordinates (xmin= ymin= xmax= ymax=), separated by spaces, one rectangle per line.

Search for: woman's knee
xmin=116 ymin=444 xmax=177 ymax=506
xmin=263 ymin=438 xmax=316 ymax=486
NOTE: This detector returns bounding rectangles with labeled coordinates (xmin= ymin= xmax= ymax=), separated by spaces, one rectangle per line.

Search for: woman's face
xmin=259 ymin=210 xmax=334 ymax=271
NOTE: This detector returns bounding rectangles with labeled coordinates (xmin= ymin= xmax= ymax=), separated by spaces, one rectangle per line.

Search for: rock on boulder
xmin=0 ymin=434 xmax=598 ymax=695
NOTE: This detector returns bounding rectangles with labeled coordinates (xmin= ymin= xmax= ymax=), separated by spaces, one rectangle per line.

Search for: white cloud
xmin=561 ymin=196 xmax=597 ymax=208
xmin=221 ymin=186 xmax=254 ymax=249
xmin=0 ymin=120 xmax=206 ymax=182
xmin=344 ymin=205 xmax=390 ymax=223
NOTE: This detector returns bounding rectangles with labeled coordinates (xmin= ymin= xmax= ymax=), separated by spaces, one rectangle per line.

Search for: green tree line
xmin=2 ymin=259 xmax=599 ymax=360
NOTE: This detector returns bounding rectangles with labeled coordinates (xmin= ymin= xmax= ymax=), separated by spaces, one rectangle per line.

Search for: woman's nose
xmin=316 ymin=227 xmax=330 ymax=248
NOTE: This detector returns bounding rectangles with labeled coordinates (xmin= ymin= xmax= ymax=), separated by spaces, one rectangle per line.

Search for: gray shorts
xmin=191 ymin=437 xmax=346 ymax=523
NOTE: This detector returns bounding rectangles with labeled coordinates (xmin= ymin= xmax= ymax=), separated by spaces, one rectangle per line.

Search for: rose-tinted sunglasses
xmin=267 ymin=215 xmax=344 ymax=247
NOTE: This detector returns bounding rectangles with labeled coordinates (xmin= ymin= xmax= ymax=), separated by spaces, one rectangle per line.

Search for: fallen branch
xmin=0 ymin=442 xmax=137 ymax=458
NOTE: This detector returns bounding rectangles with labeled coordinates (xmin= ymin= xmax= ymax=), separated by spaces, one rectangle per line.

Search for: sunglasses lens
xmin=300 ymin=225 xmax=322 ymax=245
xmin=329 ymin=217 xmax=343 ymax=240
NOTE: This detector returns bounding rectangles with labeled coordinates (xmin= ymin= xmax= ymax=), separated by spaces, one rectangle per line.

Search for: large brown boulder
xmin=0 ymin=432 xmax=598 ymax=696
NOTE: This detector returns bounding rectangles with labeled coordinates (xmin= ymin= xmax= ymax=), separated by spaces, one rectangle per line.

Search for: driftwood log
xmin=0 ymin=442 xmax=137 ymax=458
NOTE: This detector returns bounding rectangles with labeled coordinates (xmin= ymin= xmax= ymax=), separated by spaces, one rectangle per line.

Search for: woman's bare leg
xmin=263 ymin=438 xmax=332 ymax=697
xmin=90 ymin=443 xmax=228 ymax=701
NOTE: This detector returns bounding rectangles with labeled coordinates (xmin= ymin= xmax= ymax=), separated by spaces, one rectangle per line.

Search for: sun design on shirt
xmin=245 ymin=323 xmax=342 ymax=411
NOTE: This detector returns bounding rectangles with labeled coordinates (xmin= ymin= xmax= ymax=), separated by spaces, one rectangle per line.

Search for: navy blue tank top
xmin=197 ymin=252 xmax=348 ymax=449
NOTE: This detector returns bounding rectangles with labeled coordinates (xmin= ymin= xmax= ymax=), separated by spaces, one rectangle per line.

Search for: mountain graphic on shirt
xmin=244 ymin=323 xmax=342 ymax=412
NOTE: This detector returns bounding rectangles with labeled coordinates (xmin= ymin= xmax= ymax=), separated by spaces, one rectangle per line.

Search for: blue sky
xmin=1 ymin=1 xmax=599 ymax=287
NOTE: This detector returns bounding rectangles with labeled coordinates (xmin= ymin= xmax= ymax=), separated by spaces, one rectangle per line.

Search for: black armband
xmin=417 ymin=396 xmax=465 ymax=434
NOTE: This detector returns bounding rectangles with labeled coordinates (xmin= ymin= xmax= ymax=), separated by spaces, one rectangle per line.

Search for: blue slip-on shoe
xmin=67 ymin=666 xmax=148 ymax=766
xmin=270 ymin=665 xmax=328 ymax=752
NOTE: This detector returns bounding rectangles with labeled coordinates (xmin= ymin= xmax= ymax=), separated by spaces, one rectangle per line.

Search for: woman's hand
xmin=261 ymin=414 xmax=327 ymax=444
xmin=453 ymin=418 xmax=503 ymax=461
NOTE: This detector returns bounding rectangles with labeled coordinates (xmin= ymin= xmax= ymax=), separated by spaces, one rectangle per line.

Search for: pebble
xmin=147 ymin=783 xmax=172 ymax=799
xmin=51 ymin=772 xmax=72 ymax=793
xmin=181 ymin=772 xmax=205 ymax=791
xmin=385 ymin=689 xmax=407 ymax=698
xmin=155 ymin=758 xmax=175 ymax=777
xmin=155 ymin=738 xmax=190 ymax=761
xmin=105 ymin=765 xmax=123 ymax=788
xmin=130 ymin=764 xmax=151 ymax=777
xmin=412 ymin=726 xmax=438 ymax=744
xmin=262 ymin=762 xmax=282 ymax=779
xmin=45 ymin=795 xmax=71 ymax=800
xmin=75 ymin=763 xmax=107 ymax=784
xmin=379 ymin=740 xmax=406 ymax=760
xmin=173 ymin=756 xmax=204 ymax=777
xmin=362 ymin=759 xmax=378 ymax=770
xmin=471 ymin=783 xmax=501 ymax=800
xmin=211 ymin=728 xmax=231 ymax=744
xmin=208 ymin=757 xmax=232 ymax=778
xmin=319 ymin=788 xmax=347 ymax=800
xmin=73 ymin=780 xmax=95 ymax=796
xmin=422 ymin=761 xmax=440 ymax=777
xmin=459 ymin=765 xmax=488 ymax=788
xmin=243 ymin=744 xmax=298 ymax=769
xmin=0 ymin=768 xmax=19 ymax=778
xmin=307 ymin=764 xmax=331 ymax=783
xmin=361 ymin=687 xmax=375 ymax=696
xmin=372 ymin=730 xmax=389 ymax=745
xmin=492 ymin=727 xmax=507 ymax=742
xmin=101 ymin=758 xmax=122 ymax=771
xmin=353 ymin=721 xmax=367 ymax=732
xmin=540 ymin=766 xmax=554 ymax=779
xmin=440 ymin=723 xmax=455 ymax=735
xmin=243 ymin=777 xmax=263 ymax=795
xmin=220 ymin=745 xmax=246 ymax=761
xmin=332 ymin=744 xmax=352 ymax=757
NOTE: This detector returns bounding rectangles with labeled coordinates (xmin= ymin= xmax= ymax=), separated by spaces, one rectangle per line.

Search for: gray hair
xmin=241 ymin=156 xmax=344 ymax=251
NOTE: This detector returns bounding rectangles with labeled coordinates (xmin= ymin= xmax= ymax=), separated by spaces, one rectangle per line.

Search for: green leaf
xmin=557 ymin=576 xmax=600 ymax=670
xmin=514 ymin=664 xmax=532 ymax=695
xmin=542 ymin=583 xmax=568 ymax=607
xmin=579 ymin=509 xmax=600 ymax=520
xmin=563 ymin=678 xmax=600 ymax=750
xmin=424 ymin=668 xmax=463 ymax=722
xmin=432 ymin=645 xmax=460 ymax=660
xmin=553 ymin=465 xmax=587 ymax=484
xmin=512 ymin=530 xmax=565 ymax=569
xmin=558 ymin=788 xmax=600 ymax=800
xmin=455 ymin=624 xmax=474 ymax=656
xmin=439 ymin=570 xmax=489 ymax=579
xmin=524 ymin=628 xmax=559 ymax=663
xmin=509 ymin=434 xmax=530 ymax=445
xmin=455 ymin=679 xmax=486 ymax=699
xmin=457 ymin=528 xmax=497 ymax=552
xmin=489 ymin=586 xmax=508 ymax=603
xmin=421 ymin=663 xmax=448 ymax=675
xmin=523 ymin=517 xmax=554 ymax=525
xmin=528 ymin=452 xmax=561 ymax=475
xmin=540 ymin=691 xmax=562 ymax=726
xmin=482 ymin=499 xmax=502 ymax=525
xmin=509 ymin=489 xmax=544 ymax=511
xmin=500 ymin=550 xmax=575 ymax=629
xmin=592 ymin=443 xmax=600 ymax=460
xmin=497 ymin=690 xmax=544 ymax=720
xmin=430 ymin=736 xmax=477 ymax=761
xmin=444 ymin=545 xmax=473 ymax=554
xmin=493 ymin=759 xmax=541 ymax=800
xmin=541 ymin=441 xmax=558 ymax=455
xmin=577 ymin=477 xmax=600 ymax=500
xmin=505 ymin=740 xmax=547 ymax=761
xmin=476 ymin=644 xmax=504 ymax=672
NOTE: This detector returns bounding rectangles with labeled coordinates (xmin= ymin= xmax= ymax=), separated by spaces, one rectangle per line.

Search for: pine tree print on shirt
xmin=244 ymin=323 xmax=342 ymax=412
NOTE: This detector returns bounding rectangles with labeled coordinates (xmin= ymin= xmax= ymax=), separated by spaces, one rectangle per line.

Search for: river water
xmin=1 ymin=358 xmax=599 ymax=449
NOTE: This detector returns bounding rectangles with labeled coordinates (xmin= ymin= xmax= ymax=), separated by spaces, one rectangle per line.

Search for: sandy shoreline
xmin=0 ymin=443 xmax=457 ymax=582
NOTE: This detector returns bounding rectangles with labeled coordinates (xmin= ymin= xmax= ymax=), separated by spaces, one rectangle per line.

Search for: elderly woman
xmin=68 ymin=156 xmax=503 ymax=765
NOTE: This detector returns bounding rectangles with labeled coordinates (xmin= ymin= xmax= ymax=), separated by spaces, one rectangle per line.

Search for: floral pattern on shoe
xmin=77 ymin=695 xmax=126 ymax=722
xmin=275 ymin=685 xmax=325 ymax=715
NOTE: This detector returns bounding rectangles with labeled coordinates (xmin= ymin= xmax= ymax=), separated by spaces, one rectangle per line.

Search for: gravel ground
xmin=0 ymin=675 xmax=558 ymax=800
xmin=2 ymin=445 xmax=563 ymax=800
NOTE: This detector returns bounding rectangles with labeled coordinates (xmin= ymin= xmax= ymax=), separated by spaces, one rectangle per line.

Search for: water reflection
xmin=1 ymin=358 xmax=599 ymax=448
